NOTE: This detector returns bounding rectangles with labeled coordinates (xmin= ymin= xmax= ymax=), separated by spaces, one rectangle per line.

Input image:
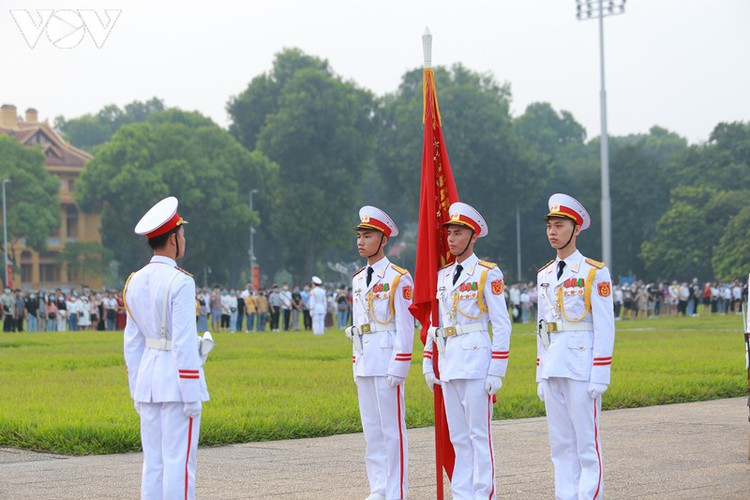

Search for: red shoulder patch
xmin=491 ymin=279 xmax=504 ymax=295
xmin=597 ymin=281 xmax=611 ymax=297
xmin=402 ymin=285 xmax=413 ymax=301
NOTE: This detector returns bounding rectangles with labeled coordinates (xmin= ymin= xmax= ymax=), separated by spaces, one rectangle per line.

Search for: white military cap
xmin=443 ymin=202 xmax=488 ymax=238
xmin=134 ymin=196 xmax=188 ymax=238
xmin=311 ymin=276 xmax=323 ymax=285
xmin=355 ymin=205 xmax=399 ymax=238
xmin=544 ymin=193 xmax=590 ymax=231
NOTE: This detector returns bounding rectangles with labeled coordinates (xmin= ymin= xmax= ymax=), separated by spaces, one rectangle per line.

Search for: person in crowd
xmin=301 ymin=284 xmax=312 ymax=330
xmin=310 ymin=277 xmax=327 ymax=335
xmin=291 ymin=286 xmax=303 ymax=331
xmin=268 ymin=284 xmax=281 ymax=332
xmin=335 ymin=286 xmax=349 ymax=329
xmin=244 ymin=289 xmax=257 ymax=332
xmin=280 ymin=282 xmax=292 ymax=331
xmin=536 ymin=193 xmax=614 ymax=500
xmin=256 ymin=289 xmax=269 ymax=332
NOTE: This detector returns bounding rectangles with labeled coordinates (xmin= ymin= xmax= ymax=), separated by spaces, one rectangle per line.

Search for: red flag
xmin=408 ymin=65 xmax=458 ymax=496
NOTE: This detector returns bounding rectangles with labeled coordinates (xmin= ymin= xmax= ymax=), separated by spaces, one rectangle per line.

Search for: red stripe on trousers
xmin=396 ymin=386 xmax=405 ymax=499
xmin=593 ymin=400 xmax=602 ymax=499
xmin=487 ymin=394 xmax=495 ymax=499
xmin=185 ymin=416 xmax=193 ymax=500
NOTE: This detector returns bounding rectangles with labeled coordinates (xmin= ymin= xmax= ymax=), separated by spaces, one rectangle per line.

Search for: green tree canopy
xmin=54 ymin=98 xmax=165 ymax=152
xmin=228 ymin=48 xmax=375 ymax=278
xmin=0 ymin=135 xmax=60 ymax=261
xmin=75 ymin=110 xmax=278 ymax=284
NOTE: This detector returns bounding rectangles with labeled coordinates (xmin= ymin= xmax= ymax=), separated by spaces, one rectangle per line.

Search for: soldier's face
xmin=446 ymin=225 xmax=476 ymax=256
xmin=546 ymin=218 xmax=578 ymax=249
xmin=357 ymin=230 xmax=385 ymax=258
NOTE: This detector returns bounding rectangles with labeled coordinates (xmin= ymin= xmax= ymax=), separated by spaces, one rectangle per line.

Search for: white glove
xmin=344 ymin=326 xmax=357 ymax=341
xmin=183 ymin=401 xmax=202 ymax=418
xmin=588 ymin=383 xmax=608 ymax=400
xmin=537 ymin=382 xmax=546 ymax=402
xmin=424 ymin=372 xmax=441 ymax=392
xmin=387 ymin=375 xmax=405 ymax=388
xmin=134 ymin=401 xmax=142 ymax=415
xmin=485 ymin=375 xmax=503 ymax=396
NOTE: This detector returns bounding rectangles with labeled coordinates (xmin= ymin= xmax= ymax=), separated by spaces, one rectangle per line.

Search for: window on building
xmin=21 ymin=251 xmax=32 ymax=286
xmin=68 ymin=179 xmax=75 ymax=193
xmin=66 ymin=205 xmax=78 ymax=241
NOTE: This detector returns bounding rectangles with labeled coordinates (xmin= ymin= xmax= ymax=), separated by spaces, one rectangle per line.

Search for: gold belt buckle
xmin=443 ymin=326 xmax=457 ymax=337
xmin=547 ymin=322 xmax=558 ymax=333
xmin=360 ymin=324 xmax=371 ymax=334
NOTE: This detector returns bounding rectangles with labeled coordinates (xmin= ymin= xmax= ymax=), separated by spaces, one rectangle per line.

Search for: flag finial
xmin=422 ymin=27 xmax=432 ymax=69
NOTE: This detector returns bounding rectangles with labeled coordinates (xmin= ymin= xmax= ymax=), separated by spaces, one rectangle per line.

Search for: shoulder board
xmin=439 ymin=262 xmax=453 ymax=271
xmin=585 ymin=258 xmax=605 ymax=269
xmin=538 ymin=260 xmax=555 ymax=273
xmin=478 ymin=260 xmax=497 ymax=269
xmin=175 ymin=266 xmax=193 ymax=277
xmin=390 ymin=264 xmax=408 ymax=275
xmin=352 ymin=266 xmax=366 ymax=277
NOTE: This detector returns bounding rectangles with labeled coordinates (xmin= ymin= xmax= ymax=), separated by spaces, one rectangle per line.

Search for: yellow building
xmin=0 ymin=104 xmax=102 ymax=290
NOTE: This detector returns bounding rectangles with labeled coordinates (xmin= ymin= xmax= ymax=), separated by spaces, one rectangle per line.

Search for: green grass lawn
xmin=0 ymin=314 xmax=746 ymax=455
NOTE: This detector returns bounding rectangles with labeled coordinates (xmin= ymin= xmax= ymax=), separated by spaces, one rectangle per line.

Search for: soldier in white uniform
xmin=422 ymin=202 xmax=512 ymax=500
xmin=124 ymin=197 xmax=210 ymax=500
xmin=345 ymin=206 xmax=414 ymax=500
xmin=310 ymin=276 xmax=327 ymax=335
xmin=536 ymin=193 xmax=615 ymax=500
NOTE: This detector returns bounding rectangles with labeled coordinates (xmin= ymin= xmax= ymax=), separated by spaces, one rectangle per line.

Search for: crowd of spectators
xmin=195 ymin=282 xmax=353 ymax=334
xmin=503 ymin=278 xmax=749 ymax=325
xmin=4 ymin=278 xmax=746 ymax=333
xmin=1 ymin=287 xmax=126 ymax=333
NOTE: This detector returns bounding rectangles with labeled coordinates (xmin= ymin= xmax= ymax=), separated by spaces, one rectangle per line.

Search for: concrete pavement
xmin=1 ymin=398 xmax=749 ymax=499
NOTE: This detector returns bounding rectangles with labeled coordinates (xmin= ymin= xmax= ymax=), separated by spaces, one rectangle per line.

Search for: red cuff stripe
xmin=180 ymin=375 xmax=200 ymax=379
xmin=593 ymin=361 xmax=612 ymax=366
xmin=179 ymin=369 xmax=199 ymax=374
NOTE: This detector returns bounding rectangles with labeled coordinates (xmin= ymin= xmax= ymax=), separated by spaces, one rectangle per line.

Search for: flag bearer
xmin=422 ymin=202 xmax=512 ymax=499
xmin=536 ymin=193 xmax=615 ymax=500
xmin=346 ymin=206 xmax=414 ymax=500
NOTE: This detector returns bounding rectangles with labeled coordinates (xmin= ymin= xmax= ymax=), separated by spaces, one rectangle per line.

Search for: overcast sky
xmin=2 ymin=0 xmax=748 ymax=144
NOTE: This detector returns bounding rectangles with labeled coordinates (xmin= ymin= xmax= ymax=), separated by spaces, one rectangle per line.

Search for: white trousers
xmin=542 ymin=377 xmax=603 ymax=500
xmin=312 ymin=312 xmax=325 ymax=335
xmin=356 ymin=376 xmax=408 ymax=500
xmin=139 ymin=402 xmax=201 ymax=500
xmin=441 ymin=378 xmax=496 ymax=500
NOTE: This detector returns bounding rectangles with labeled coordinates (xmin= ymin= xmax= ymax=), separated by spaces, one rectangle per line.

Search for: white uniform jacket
xmin=351 ymin=257 xmax=414 ymax=379
xmin=422 ymin=254 xmax=512 ymax=381
xmin=536 ymin=250 xmax=615 ymax=385
xmin=123 ymin=255 xmax=209 ymax=404
xmin=310 ymin=286 xmax=327 ymax=314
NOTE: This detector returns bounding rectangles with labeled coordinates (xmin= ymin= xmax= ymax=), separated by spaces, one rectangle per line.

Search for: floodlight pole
xmin=576 ymin=0 xmax=625 ymax=272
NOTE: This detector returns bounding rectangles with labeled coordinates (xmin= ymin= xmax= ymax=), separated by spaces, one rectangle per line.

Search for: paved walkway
xmin=1 ymin=398 xmax=749 ymax=499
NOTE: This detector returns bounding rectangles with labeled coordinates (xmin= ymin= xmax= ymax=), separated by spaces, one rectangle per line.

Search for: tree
xmin=375 ymin=65 xmax=541 ymax=276
xmin=712 ymin=205 xmax=750 ymax=281
xmin=75 ymin=110 xmax=278 ymax=285
xmin=54 ymin=98 xmax=165 ymax=152
xmin=228 ymin=49 xmax=375 ymax=278
xmin=57 ymin=241 xmax=113 ymax=287
xmin=0 ymin=136 xmax=60 ymax=263
xmin=640 ymin=186 xmax=743 ymax=280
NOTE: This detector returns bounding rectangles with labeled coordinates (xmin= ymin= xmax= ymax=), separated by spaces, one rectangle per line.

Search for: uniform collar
xmin=445 ymin=253 xmax=478 ymax=291
xmin=150 ymin=255 xmax=177 ymax=267
xmin=361 ymin=256 xmax=390 ymax=292
xmin=554 ymin=250 xmax=583 ymax=275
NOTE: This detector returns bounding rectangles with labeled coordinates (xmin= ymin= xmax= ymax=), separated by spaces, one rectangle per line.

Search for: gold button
xmin=579 ymin=345 xmax=584 ymax=350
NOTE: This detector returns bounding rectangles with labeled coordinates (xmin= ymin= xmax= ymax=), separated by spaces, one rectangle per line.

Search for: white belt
xmin=359 ymin=322 xmax=395 ymax=334
xmin=145 ymin=337 xmax=172 ymax=350
xmin=440 ymin=322 xmax=486 ymax=338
